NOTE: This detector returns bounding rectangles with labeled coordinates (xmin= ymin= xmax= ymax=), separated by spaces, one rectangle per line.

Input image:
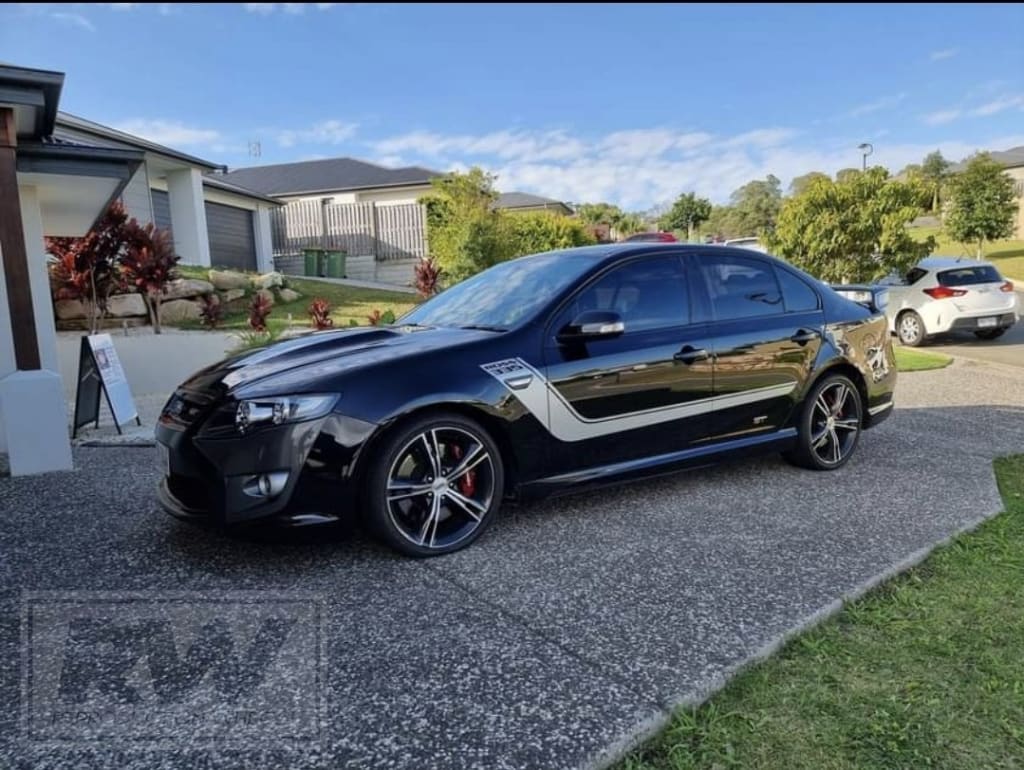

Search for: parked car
xmin=723 ymin=236 xmax=768 ymax=253
xmin=623 ymin=231 xmax=678 ymax=242
xmin=882 ymin=257 xmax=1018 ymax=346
xmin=156 ymin=245 xmax=896 ymax=557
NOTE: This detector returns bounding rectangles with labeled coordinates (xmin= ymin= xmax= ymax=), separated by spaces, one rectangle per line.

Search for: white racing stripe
xmin=482 ymin=358 xmax=797 ymax=443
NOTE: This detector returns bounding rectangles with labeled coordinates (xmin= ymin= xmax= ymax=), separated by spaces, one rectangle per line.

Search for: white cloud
xmin=970 ymin=94 xmax=1024 ymax=117
xmin=368 ymin=123 xmax=1024 ymax=209
xmin=48 ymin=11 xmax=95 ymax=31
xmin=929 ymin=48 xmax=958 ymax=61
xmin=100 ymin=3 xmax=138 ymax=9
xmin=277 ymin=119 xmax=358 ymax=147
xmin=243 ymin=2 xmax=336 ymax=14
xmin=923 ymin=109 xmax=961 ymax=125
xmin=113 ymin=119 xmax=221 ymax=146
xmin=849 ymin=93 xmax=906 ymax=118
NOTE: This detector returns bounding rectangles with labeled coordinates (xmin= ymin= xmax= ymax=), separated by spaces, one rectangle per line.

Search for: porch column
xmin=254 ymin=205 xmax=274 ymax=273
xmin=0 ymin=108 xmax=73 ymax=473
xmin=166 ymin=168 xmax=211 ymax=266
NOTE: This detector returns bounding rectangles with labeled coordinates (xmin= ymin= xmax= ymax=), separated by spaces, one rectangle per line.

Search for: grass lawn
xmin=620 ymin=455 xmax=1024 ymax=770
xmin=894 ymin=346 xmax=953 ymax=372
xmin=175 ymin=265 xmax=419 ymax=335
xmin=909 ymin=224 xmax=1024 ymax=282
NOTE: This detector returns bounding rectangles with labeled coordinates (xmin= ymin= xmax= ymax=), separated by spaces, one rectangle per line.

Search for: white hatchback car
xmin=884 ymin=257 xmax=1019 ymax=346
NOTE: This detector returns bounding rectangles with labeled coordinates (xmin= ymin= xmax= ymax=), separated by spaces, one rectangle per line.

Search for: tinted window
xmin=774 ymin=266 xmax=820 ymax=312
xmin=905 ymin=267 xmax=928 ymax=285
xmin=699 ymin=255 xmax=784 ymax=319
xmin=401 ymin=250 xmax=599 ymax=330
xmin=562 ymin=255 xmax=688 ymax=332
xmin=937 ymin=266 xmax=1003 ymax=286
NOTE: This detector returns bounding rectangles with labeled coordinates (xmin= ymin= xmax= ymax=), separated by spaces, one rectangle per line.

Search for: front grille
xmin=167 ymin=474 xmax=213 ymax=512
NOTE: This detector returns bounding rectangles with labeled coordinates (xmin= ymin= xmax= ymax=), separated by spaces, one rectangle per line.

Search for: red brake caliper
xmin=450 ymin=444 xmax=477 ymax=497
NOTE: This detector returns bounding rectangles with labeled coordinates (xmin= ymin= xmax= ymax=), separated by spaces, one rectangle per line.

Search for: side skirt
xmin=518 ymin=428 xmax=799 ymax=500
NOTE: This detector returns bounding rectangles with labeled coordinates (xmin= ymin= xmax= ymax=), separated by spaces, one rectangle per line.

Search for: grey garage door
xmin=204 ymin=201 xmax=256 ymax=271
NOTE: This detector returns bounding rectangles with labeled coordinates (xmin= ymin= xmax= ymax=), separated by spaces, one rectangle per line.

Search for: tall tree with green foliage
xmin=943 ymin=152 xmax=1017 ymax=258
xmin=659 ymin=192 xmax=712 ymax=241
xmin=703 ymin=205 xmax=739 ymax=239
xmin=419 ymin=167 xmax=505 ymax=282
xmin=729 ymin=175 xmax=782 ymax=235
xmin=575 ymin=202 xmax=623 ymax=226
xmin=764 ymin=167 xmax=934 ymax=283
xmin=835 ymin=168 xmax=861 ymax=183
xmin=921 ymin=150 xmax=951 ymax=212
xmin=788 ymin=172 xmax=830 ymax=197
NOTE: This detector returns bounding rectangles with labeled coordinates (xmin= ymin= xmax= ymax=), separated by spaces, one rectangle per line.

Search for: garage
xmin=204 ymin=201 xmax=256 ymax=272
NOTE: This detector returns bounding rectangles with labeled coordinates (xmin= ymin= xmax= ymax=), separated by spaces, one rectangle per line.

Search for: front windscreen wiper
xmin=458 ymin=324 xmax=507 ymax=332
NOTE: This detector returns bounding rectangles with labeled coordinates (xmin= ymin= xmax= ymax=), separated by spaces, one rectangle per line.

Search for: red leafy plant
xmin=248 ymin=293 xmax=273 ymax=331
xmin=365 ymin=309 xmax=396 ymax=326
xmin=414 ymin=257 xmax=443 ymax=298
xmin=199 ymin=295 xmax=223 ymax=328
xmin=46 ymin=201 xmax=130 ymax=333
xmin=119 ymin=221 xmax=179 ymax=334
xmin=308 ymin=298 xmax=333 ymax=330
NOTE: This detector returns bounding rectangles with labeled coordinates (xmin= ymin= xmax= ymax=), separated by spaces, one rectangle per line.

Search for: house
xmin=217 ymin=157 xmax=440 ymax=206
xmin=54 ymin=113 xmax=279 ymax=272
xmin=950 ymin=146 xmax=1024 ymax=240
xmin=493 ymin=191 xmax=574 ymax=216
xmin=0 ymin=64 xmax=146 ymax=474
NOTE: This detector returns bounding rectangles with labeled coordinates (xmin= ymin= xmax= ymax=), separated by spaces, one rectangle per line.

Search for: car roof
xmin=918 ymin=256 xmax=995 ymax=270
xmin=525 ymin=242 xmax=792 ymax=270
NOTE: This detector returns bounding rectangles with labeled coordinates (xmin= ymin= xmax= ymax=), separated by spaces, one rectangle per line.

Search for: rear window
xmin=937 ymin=266 xmax=1002 ymax=286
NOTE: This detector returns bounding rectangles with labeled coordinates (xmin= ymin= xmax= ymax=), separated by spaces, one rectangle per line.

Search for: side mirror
xmin=557 ymin=310 xmax=625 ymax=344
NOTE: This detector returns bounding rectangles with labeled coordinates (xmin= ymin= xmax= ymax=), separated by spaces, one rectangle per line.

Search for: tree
xmin=729 ymin=175 xmax=782 ymax=235
xmin=46 ymin=201 xmax=130 ymax=334
xmin=659 ymin=192 xmax=712 ymax=241
xmin=943 ymin=153 xmax=1017 ymax=258
xmin=612 ymin=212 xmax=644 ymax=236
xmin=119 ymin=220 xmax=180 ymax=334
xmin=764 ymin=167 xmax=934 ymax=283
xmin=921 ymin=150 xmax=951 ymax=212
xmin=835 ymin=168 xmax=861 ymax=183
xmin=703 ymin=205 xmax=739 ymax=239
xmin=419 ymin=168 xmax=505 ymax=282
xmin=575 ymin=202 xmax=624 ymax=226
xmin=788 ymin=172 xmax=830 ymax=197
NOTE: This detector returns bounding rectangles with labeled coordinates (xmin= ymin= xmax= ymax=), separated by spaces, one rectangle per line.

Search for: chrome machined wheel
xmin=809 ymin=381 xmax=861 ymax=466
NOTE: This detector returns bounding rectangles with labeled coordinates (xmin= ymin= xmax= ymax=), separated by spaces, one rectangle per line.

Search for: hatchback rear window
xmin=936 ymin=266 xmax=1003 ymax=286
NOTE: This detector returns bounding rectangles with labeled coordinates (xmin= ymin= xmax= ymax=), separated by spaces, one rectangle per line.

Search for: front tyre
xmin=784 ymin=374 xmax=863 ymax=471
xmin=897 ymin=310 xmax=926 ymax=347
xmin=365 ymin=413 xmax=504 ymax=557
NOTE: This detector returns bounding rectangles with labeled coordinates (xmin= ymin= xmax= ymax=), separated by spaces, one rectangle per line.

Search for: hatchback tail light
xmin=923 ymin=286 xmax=967 ymax=299
xmin=1001 ymin=281 xmax=1015 ymax=293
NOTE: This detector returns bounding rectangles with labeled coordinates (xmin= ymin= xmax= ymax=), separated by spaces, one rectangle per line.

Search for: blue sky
xmin=3 ymin=3 xmax=1023 ymax=208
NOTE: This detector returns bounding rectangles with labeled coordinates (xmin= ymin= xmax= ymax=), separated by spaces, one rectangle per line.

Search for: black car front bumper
xmin=155 ymin=410 xmax=378 ymax=527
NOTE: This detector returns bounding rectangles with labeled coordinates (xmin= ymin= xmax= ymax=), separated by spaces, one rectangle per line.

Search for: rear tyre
xmin=365 ymin=413 xmax=504 ymax=557
xmin=974 ymin=328 xmax=1007 ymax=341
xmin=897 ymin=310 xmax=926 ymax=347
xmin=784 ymin=374 xmax=863 ymax=471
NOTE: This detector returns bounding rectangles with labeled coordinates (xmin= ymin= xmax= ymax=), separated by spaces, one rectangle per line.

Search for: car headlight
xmin=235 ymin=394 xmax=338 ymax=434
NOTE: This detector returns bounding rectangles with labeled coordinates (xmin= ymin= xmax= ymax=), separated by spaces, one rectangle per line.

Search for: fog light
xmin=243 ymin=471 xmax=290 ymax=499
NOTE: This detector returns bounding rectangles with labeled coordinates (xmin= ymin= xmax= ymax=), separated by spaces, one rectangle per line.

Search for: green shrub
xmin=503 ymin=211 xmax=596 ymax=256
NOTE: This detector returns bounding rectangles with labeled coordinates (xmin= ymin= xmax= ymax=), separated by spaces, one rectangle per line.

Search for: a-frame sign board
xmin=72 ymin=334 xmax=141 ymax=438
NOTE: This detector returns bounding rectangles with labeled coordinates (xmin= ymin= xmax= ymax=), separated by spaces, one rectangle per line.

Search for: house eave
xmin=273 ymin=180 xmax=435 ymax=198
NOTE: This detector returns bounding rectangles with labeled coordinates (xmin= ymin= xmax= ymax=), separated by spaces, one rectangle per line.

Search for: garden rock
xmin=256 ymin=289 xmax=275 ymax=307
xmin=54 ymin=299 xmax=88 ymax=320
xmin=221 ymin=289 xmax=246 ymax=303
xmin=253 ymin=272 xmax=284 ymax=290
xmin=107 ymin=293 xmax=148 ymax=317
xmin=278 ymin=288 xmax=302 ymax=303
xmin=163 ymin=278 xmax=215 ymax=300
xmin=210 ymin=270 xmax=250 ymax=290
xmin=160 ymin=299 xmax=204 ymax=324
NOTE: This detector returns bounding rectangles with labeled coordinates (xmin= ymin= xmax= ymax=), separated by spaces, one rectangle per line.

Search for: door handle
xmin=790 ymin=328 xmax=820 ymax=345
xmin=674 ymin=346 xmax=710 ymax=364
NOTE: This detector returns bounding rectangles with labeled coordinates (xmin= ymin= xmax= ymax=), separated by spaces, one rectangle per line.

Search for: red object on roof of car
xmin=623 ymin=231 xmax=678 ymax=243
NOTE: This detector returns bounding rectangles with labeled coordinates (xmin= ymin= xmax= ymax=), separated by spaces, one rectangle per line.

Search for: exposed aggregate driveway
xmin=2 ymin=358 xmax=1023 ymax=769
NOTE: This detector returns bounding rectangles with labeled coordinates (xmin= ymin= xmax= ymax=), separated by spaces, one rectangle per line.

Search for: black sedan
xmin=156 ymin=245 xmax=896 ymax=556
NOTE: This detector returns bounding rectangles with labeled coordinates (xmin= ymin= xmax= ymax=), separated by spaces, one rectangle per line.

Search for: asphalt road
xmin=923 ymin=291 xmax=1024 ymax=367
xmin=2 ymin=360 xmax=1023 ymax=769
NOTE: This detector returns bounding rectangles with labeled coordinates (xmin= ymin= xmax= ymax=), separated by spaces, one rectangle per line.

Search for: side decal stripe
xmin=482 ymin=358 xmax=796 ymax=443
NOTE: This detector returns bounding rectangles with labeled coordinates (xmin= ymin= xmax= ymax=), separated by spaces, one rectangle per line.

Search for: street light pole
xmin=858 ymin=142 xmax=874 ymax=171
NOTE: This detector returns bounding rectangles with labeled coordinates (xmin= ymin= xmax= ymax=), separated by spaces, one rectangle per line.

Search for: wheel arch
xmin=802 ymin=361 xmax=870 ymax=424
xmin=350 ymin=402 xmax=521 ymax=498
